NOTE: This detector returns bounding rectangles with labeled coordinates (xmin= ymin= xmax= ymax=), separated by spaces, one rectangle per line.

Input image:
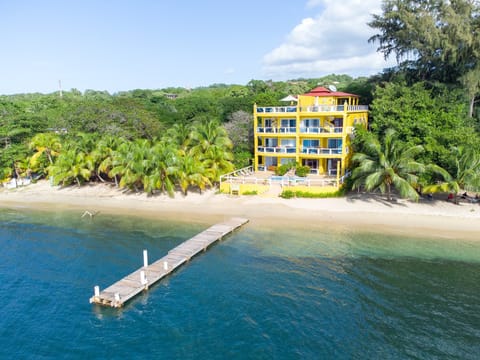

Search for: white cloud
xmin=306 ymin=0 xmax=324 ymax=8
xmin=262 ymin=0 xmax=396 ymax=79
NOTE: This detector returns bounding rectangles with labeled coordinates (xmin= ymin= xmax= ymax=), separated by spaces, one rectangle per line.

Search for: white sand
xmin=1 ymin=181 xmax=479 ymax=240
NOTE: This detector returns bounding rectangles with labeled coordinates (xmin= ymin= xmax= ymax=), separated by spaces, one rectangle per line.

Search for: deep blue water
xmin=0 ymin=208 xmax=479 ymax=359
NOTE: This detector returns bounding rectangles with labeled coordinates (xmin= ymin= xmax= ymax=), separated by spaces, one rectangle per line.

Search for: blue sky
xmin=0 ymin=0 xmax=393 ymax=95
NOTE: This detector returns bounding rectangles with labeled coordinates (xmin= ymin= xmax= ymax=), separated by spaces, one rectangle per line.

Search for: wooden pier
xmin=89 ymin=217 xmax=249 ymax=307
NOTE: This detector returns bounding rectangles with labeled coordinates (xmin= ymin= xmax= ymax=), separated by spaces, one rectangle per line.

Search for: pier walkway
xmin=89 ymin=217 xmax=249 ymax=307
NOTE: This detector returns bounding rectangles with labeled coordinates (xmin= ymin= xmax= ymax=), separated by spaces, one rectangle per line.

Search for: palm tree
xmin=143 ymin=141 xmax=178 ymax=196
xmin=48 ymin=149 xmax=93 ymax=186
xmin=202 ymin=146 xmax=234 ymax=184
xmin=163 ymin=123 xmax=192 ymax=153
xmin=109 ymin=140 xmax=149 ymax=191
xmin=351 ymin=129 xmax=427 ymax=201
xmin=189 ymin=118 xmax=234 ymax=184
xmin=189 ymin=118 xmax=232 ymax=154
xmin=92 ymin=135 xmax=122 ymax=184
xmin=29 ymin=133 xmax=62 ymax=170
xmin=176 ymin=152 xmax=211 ymax=195
xmin=65 ymin=132 xmax=97 ymax=154
xmin=423 ymin=146 xmax=480 ymax=194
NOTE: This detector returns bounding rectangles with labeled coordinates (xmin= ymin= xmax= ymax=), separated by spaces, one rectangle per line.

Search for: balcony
xmin=300 ymin=127 xmax=343 ymax=134
xmin=299 ymin=105 xmax=343 ymax=112
xmin=347 ymin=105 xmax=369 ymax=111
xmin=256 ymin=106 xmax=297 ymax=113
xmin=257 ymin=127 xmax=296 ymax=134
xmin=257 ymin=146 xmax=297 ymax=154
xmin=256 ymin=105 xmax=368 ymax=114
xmin=300 ymin=147 xmax=342 ymax=155
xmin=300 ymin=105 xmax=368 ymax=112
xmin=257 ymin=126 xmax=350 ymax=134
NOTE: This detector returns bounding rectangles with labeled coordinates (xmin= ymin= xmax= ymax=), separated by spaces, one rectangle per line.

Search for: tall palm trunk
xmin=469 ymin=95 xmax=475 ymax=118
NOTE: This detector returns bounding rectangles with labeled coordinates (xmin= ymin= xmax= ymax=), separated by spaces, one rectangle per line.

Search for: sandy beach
xmin=1 ymin=181 xmax=479 ymax=241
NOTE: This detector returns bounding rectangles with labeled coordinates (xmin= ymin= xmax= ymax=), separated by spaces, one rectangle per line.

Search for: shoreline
xmin=1 ymin=181 xmax=480 ymax=241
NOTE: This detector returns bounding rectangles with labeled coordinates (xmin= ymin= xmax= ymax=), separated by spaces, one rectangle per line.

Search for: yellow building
xmin=254 ymin=86 xmax=368 ymax=179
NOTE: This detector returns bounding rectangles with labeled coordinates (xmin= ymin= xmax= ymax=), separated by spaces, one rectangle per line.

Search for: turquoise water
xmin=0 ymin=208 xmax=479 ymax=359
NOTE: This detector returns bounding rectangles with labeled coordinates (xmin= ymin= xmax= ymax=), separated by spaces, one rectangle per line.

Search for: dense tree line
xmin=351 ymin=0 xmax=480 ymax=198
xmin=25 ymin=118 xmax=233 ymax=196
xmin=1 ymin=0 xmax=480 ymax=198
xmin=0 ymin=75 xmax=358 ymax=185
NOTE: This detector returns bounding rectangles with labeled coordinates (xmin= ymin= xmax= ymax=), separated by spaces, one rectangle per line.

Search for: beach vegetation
xmin=189 ymin=118 xmax=234 ymax=183
xmin=280 ymin=188 xmax=345 ymax=199
xmin=223 ymin=110 xmax=253 ymax=169
xmin=274 ymin=161 xmax=309 ymax=177
xmin=48 ymin=149 xmax=93 ymax=186
xmin=20 ymin=117 xmax=234 ymax=196
xmin=176 ymin=152 xmax=211 ymax=195
xmin=423 ymin=146 xmax=480 ymax=194
xmin=275 ymin=163 xmax=293 ymax=176
xmin=29 ymin=133 xmax=62 ymax=166
xmin=367 ymin=81 xmax=478 ymax=172
xmin=279 ymin=190 xmax=295 ymax=199
xmin=295 ymin=165 xmax=310 ymax=178
xmin=351 ymin=129 xmax=428 ymax=201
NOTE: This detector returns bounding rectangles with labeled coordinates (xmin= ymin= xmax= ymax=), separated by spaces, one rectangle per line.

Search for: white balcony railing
xmin=256 ymin=105 xmax=368 ymax=114
xmin=257 ymin=147 xmax=343 ymax=155
xmin=258 ymin=126 xmax=346 ymax=134
xmin=300 ymin=126 xmax=343 ymax=134
xmin=257 ymin=127 xmax=296 ymax=134
xmin=347 ymin=105 xmax=369 ymax=111
xmin=299 ymin=127 xmax=324 ymax=134
xmin=299 ymin=105 xmax=343 ymax=112
xmin=256 ymin=106 xmax=297 ymax=113
xmin=257 ymin=146 xmax=297 ymax=154
xmin=279 ymin=127 xmax=296 ymax=133
xmin=300 ymin=147 xmax=342 ymax=155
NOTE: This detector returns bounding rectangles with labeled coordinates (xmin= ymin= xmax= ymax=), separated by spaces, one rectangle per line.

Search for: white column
xmin=163 ymin=261 xmax=168 ymax=270
xmin=140 ymin=270 xmax=147 ymax=285
xmin=143 ymin=249 xmax=148 ymax=268
xmin=94 ymin=285 xmax=100 ymax=297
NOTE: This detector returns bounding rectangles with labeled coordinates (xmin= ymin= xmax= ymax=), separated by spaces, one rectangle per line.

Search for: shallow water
xmin=0 ymin=208 xmax=479 ymax=359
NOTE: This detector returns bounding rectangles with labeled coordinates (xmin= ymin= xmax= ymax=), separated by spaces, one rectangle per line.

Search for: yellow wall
xmin=254 ymin=93 xmax=368 ymax=176
xmin=220 ymin=183 xmax=270 ymax=195
xmin=283 ymin=185 xmax=339 ymax=193
xmin=297 ymin=95 xmax=357 ymax=107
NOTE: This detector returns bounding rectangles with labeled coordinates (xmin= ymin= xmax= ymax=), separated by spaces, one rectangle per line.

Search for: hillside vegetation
xmin=1 ymin=1 xmax=479 ymax=196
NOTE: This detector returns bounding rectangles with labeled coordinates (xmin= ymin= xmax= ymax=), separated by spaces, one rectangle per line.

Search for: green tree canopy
xmin=369 ymin=81 xmax=479 ymax=173
xmin=369 ymin=0 xmax=480 ymax=117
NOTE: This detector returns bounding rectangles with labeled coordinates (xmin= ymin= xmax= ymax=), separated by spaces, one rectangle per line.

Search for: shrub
xmin=241 ymin=190 xmax=258 ymax=195
xmin=295 ymin=165 xmax=310 ymax=177
xmin=279 ymin=188 xmax=346 ymax=198
xmin=276 ymin=163 xmax=291 ymax=176
xmin=279 ymin=189 xmax=295 ymax=199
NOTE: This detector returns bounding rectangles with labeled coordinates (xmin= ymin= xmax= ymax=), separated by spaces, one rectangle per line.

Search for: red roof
xmin=303 ymin=86 xmax=358 ymax=98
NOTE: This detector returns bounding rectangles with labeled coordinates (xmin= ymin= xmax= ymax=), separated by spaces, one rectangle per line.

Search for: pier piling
xmin=143 ymin=249 xmax=148 ymax=268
